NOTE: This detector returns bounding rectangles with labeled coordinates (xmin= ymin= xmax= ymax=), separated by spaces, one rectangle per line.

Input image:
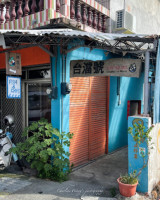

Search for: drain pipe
xmin=144 ymin=51 xmax=150 ymax=115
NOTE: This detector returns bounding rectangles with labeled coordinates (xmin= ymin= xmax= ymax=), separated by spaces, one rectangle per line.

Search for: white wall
xmin=110 ymin=0 xmax=160 ymax=34
xmin=148 ymin=123 xmax=160 ymax=194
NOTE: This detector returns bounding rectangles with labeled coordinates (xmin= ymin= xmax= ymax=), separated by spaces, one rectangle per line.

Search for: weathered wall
xmin=148 ymin=123 xmax=160 ymax=194
xmin=110 ymin=0 xmax=160 ymax=34
xmin=109 ymin=73 xmax=144 ymax=152
xmin=128 ymin=117 xmax=160 ymax=194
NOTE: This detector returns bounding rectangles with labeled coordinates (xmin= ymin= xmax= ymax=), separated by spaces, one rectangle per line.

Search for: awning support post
xmin=144 ymin=51 xmax=150 ymax=115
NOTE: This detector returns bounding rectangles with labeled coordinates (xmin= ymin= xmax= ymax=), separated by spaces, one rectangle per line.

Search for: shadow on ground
xmin=0 ymin=147 xmax=128 ymax=200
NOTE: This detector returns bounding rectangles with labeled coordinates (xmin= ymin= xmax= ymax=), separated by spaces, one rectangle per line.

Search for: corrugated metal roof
xmin=0 ymin=29 xmax=156 ymax=42
xmin=0 ymin=29 xmax=157 ymax=53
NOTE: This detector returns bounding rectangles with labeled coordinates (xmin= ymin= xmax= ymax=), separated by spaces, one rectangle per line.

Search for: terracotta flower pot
xmin=117 ymin=177 xmax=138 ymax=197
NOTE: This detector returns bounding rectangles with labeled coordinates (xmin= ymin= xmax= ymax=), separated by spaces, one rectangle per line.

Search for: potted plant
xmin=117 ymin=123 xmax=153 ymax=197
xmin=117 ymin=170 xmax=138 ymax=197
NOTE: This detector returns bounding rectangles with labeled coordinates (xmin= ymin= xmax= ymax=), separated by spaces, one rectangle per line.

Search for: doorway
xmin=23 ymin=66 xmax=52 ymax=127
xmin=27 ymin=83 xmax=51 ymax=126
xmin=69 ymin=76 xmax=110 ymax=167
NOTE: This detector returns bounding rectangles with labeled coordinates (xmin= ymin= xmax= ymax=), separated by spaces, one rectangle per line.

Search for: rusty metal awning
xmin=0 ymin=29 xmax=158 ymax=54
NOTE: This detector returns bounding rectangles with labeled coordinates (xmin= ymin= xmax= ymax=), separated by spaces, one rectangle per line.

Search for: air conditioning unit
xmin=115 ymin=9 xmax=135 ymax=34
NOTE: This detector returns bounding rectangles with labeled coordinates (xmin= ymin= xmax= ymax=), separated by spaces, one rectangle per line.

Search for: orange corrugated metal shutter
xmin=69 ymin=77 xmax=90 ymax=167
xmin=89 ymin=77 xmax=109 ymax=160
xmin=70 ymin=76 xmax=109 ymax=167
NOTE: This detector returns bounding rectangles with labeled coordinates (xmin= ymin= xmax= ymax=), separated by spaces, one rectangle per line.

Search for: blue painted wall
xmin=128 ymin=116 xmax=151 ymax=193
xmin=109 ymin=72 xmax=144 ymax=152
xmin=51 ymin=46 xmax=144 ymax=155
xmin=67 ymin=47 xmax=109 ymax=62
xmin=51 ymin=46 xmax=110 ymax=154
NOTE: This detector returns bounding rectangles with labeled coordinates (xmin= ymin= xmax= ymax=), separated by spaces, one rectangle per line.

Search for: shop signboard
xmin=6 ymin=76 xmax=21 ymax=99
xmin=70 ymin=58 xmax=142 ymax=78
xmin=6 ymin=53 xmax=22 ymax=75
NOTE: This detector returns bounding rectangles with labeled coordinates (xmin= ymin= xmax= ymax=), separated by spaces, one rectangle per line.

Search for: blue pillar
xmin=128 ymin=116 xmax=151 ymax=193
xmin=62 ymin=54 xmax=70 ymax=153
xmin=51 ymin=47 xmax=62 ymax=131
xmin=51 ymin=48 xmax=70 ymax=153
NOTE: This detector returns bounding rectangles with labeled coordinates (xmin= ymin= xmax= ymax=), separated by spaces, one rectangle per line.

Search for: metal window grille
xmin=116 ymin=10 xmax=123 ymax=29
xmin=1 ymin=83 xmax=24 ymax=144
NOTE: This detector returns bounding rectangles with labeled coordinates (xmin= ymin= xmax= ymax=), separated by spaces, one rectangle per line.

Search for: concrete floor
xmin=70 ymin=147 xmax=128 ymax=197
xmin=1 ymin=147 xmax=128 ymax=200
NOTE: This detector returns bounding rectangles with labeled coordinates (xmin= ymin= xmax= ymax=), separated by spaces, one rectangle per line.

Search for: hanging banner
xmin=6 ymin=76 xmax=21 ymax=99
xmin=70 ymin=58 xmax=142 ymax=78
xmin=6 ymin=53 xmax=22 ymax=75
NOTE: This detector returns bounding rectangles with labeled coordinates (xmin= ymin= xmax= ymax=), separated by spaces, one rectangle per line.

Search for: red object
xmin=127 ymin=100 xmax=141 ymax=119
xmin=24 ymin=0 xmax=30 ymax=16
xmin=98 ymin=13 xmax=102 ymax=31
xmin=31 ymin=0 xmax=37 ymax=14
xmin=76 ymin=0 xmax=81 ymax=22
xmin=17 ymin=0 xmax=23 ymax=19
xmin=0 ymin=4 xmax=5 ymax=24
xmin=82 ymin=4 xmax=87 ymax=25
xmin=92 ymin=10 xmax=97 ymax=29
xmin=56 ymin=0 xmax=60 ymax=13
xmin=5 ymin=2 xmax=10 ymax=23
xmin=70 ymin=0 xmax=75 ymax=19
xmin=87 ymin=7 xmax=92 ymax=27
xmin=127 ymin=101 xmax=130 ymax=119
xmin=102 ymin=15 xmax=106 ymax=32
xmin=39 ymin=0 xmax=44 ymax=11
xmin=11 ymin=0 xmax=16 ymax=21
xmin=117 ymin=178 xmax=138 ymax=197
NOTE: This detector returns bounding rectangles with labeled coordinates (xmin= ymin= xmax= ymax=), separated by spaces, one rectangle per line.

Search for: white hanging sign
xmin=6 ymin=76 xmax=21 ymax=99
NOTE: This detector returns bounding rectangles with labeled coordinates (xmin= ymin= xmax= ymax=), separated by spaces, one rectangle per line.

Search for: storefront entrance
xmin=0 ymin=66 xmax=51 ymax=143
xmin=27 ymin=83 xmax=51 ymax=126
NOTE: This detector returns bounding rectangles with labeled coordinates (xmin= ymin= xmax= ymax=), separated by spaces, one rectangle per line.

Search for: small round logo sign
xmin=129 ymin=63 xmax=136 ymax=73
xmin=9 ymin=57 xmax=15 ymax=67
xmin=139 ymin=147 xmax=146 ymax=157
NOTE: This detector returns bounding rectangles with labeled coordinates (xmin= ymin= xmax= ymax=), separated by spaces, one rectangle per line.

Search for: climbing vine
xmin=128 ymin=123 xmax=153 ymax=146
xmin=128 ymin=123 xmax=153 ymax=178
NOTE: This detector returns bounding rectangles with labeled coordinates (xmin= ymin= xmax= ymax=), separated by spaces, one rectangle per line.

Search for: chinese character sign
xmin=72 ymin=61 xmax=104 ymax=76
xmin=70 ymin=58 xmax=142 ymax=78
xmin=134 ymin=143 xmax=138 ymax=159
xmin=7 ymin=76 xmax=21 ymax=99
xmin=6 ymin=53 xmax=22 ymax=75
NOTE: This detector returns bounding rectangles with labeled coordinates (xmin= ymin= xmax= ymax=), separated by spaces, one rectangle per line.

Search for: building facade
xmin=0 ymin=0 xmax=157 ymax=167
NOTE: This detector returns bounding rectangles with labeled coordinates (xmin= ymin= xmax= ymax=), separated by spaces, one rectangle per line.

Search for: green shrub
xmin=11 ymin=118 xmax=73 ymax=182
xmin=120 ymin=171 xmax=138 ymax=185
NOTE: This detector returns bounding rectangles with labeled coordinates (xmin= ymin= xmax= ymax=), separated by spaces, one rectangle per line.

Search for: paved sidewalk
xmin=0 ymin=177 xmax=31 ymax=194
xmin=0 ymin=147 xmax=128 ymax=200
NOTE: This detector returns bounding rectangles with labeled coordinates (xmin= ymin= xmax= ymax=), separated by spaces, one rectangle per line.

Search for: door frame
xmin=23 ymin=80 xmax=51 ymax=127
xmin=22 ymin=65 xmax=51 ymax=127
